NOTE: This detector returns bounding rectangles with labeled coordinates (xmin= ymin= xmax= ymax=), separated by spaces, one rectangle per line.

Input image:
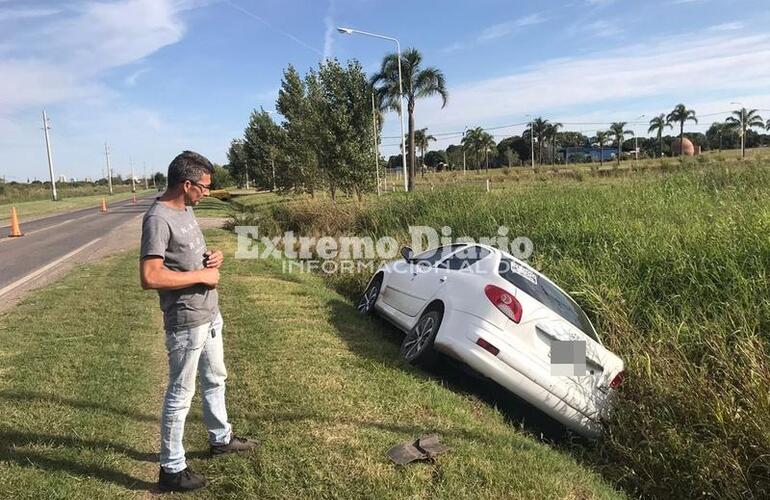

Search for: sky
xmin=2 ymin=0 xmax=770 ymax=181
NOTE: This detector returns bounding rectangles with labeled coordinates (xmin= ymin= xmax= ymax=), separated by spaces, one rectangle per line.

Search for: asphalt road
xmin=0 ymin=195 xmax=157 ymax=294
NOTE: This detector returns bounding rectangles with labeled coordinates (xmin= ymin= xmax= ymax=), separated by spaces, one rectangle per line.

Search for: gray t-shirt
xmin=140 ymin=200 xmax=219 ymax=331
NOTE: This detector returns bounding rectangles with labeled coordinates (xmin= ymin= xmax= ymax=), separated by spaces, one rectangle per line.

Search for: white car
xmin=357 ymin=243 xmax=625 ymax=438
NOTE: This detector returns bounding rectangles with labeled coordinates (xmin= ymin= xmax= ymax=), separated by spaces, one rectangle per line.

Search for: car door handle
xmin=439 ymin=276 xmax=447 ymax=282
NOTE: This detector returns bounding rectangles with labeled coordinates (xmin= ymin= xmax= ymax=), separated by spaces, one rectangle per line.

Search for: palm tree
xmin=725 ymin=107 xmax=764 ymax=158
xmin=593 ymin=130 xmax=611 ymax=170
xmin=524 ymin=117 xmax=550 ymax=164
xmin=666 ymin=104 xmax=697 ymax=156
xmin=648 ymin=114 xmax=672 ymax=158
xmin=478 ymin=131 xmax=496 ymax=175
xmin=413 ymin=128 xmax=436 ymax=176
xmin=544 ymin=122 xmax=562 ymax=165
xmin=461 ymin=127 xmax=483 ymax=170
xmin=608 ymin=122 xmax=634 ymax=167
xmin=371 ymin=48 xmax=448 ymax=191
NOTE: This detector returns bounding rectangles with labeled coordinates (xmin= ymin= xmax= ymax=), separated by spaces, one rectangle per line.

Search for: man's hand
xmin=199 ymin=267 xmax=220 ymax=289
xmin=204 ymin=249 xmax=224 ymax=269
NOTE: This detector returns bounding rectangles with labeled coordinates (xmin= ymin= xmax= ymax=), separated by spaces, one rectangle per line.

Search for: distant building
xmin=57 ymin=175 xmax=67 ymax=183
xmin=84 ymin=176 xmax=93 ymax=183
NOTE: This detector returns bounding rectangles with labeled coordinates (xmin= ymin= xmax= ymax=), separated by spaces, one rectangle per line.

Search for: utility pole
xmin=271 ymin=158 xmax=276 ymax=191
xmin=130 ymin=157 xmax=136 ymax=193
xmin=104 ymin=143 xmax=113 ymax=194
xmin=372 ymin=92 xmax=380 ymax=196
xmin=143 ymin=162 xmax=148 ymax=190
xmin=42 ymin=110 xmax=58 ymax=201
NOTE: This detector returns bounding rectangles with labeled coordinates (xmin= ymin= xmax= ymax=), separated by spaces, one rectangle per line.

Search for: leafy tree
xmin=225 ymin=139 xmax=248 ymax=187
xmin=371 ymin=48 xmax=448 ymax=191
xmin=725 ymin=107 xmax=764 ymax=158
xmin=666 ymin=104 xmax=697 ymax=156
xmin=424 ymin=150 xmax=447 ymax=169
xmin=276 ymin=64 xmax=322 ymax=194
xmin=310 ymin=59 xmax=375 ymax=201
xmin=243 ymin=109 xmax=285 ymax=190
xmin=153 ymin=171 xmax=166 ymax=188
xmin=648 ymin=114 xmax=673 ymax=158
xmin=211 ymin=164 xmax=233 ymax=190
xmin=445 ymin=144 xmax=463 ymax=170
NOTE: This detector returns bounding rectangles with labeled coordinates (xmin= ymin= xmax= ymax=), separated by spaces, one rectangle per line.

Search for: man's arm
xmin=140 ymin=257 xmax=219 ymax=290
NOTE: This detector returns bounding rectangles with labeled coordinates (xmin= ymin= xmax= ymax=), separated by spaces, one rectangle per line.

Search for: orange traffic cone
xmin=8 ymin=207 xmax=23 ymax=237
xmin=131 ymin=193 xmax=137 ymax=204
xmin=100 ymin=197 xmax=108 ymax=213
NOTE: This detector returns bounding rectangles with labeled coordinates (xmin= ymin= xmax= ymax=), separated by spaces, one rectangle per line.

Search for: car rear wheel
xmin=400 ymin=309 xmax=442 ymax=365
xmin=357 ymin=275 xmax=382 ymax=315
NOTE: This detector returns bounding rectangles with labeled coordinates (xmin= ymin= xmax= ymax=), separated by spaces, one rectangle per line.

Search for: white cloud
xmin=1 ymin=0 xmax=194 ymax=113
xmin=0 ymin=7 xmax=60 ymax=21
xmin=708 ymin=21 xmax=743 ymax=32
xmin=478 ymin=13 xmax=547 ymax=41
xmin=125 ymin=67 xmax=150 ymax=87
xmin=401 ymin=32 xmax=770 ymax=140
xmin=0 ymin=0 xmax=204 ymax=180
xmin=582 ymin=20 xmax=623 ymax=37
xmin=443 ymin=12 xmax=547 ymax=52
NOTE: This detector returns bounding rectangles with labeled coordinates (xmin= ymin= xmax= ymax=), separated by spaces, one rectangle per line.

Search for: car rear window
xmin=498 ymin=259 xmax=598 ymax=341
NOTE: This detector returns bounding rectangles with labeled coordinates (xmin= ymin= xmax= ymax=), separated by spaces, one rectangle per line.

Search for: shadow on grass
xmin=0 ymin=428 xmax=157 ymax=491
xmin=0 ymin=389 xmax=158 ymax=424
xmin=325 ymin=298 xmax=579 ymax=445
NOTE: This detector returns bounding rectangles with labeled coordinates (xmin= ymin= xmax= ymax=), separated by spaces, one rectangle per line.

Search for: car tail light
xmin=476 ymin=337 xmax=499 ymax=356
xmin=610 ymin=371 xmax=625 ymax=389
xmin=484 ymin=284 xmax=522 ymax=323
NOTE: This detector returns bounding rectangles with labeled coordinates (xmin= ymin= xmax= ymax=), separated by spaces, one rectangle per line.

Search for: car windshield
xmin=498 ymin=259 xmax=598 ymax=342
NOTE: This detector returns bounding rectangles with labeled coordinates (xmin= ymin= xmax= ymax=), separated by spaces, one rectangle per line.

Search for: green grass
xmin=247 ymin=161 xmax=770 ymax=499
xmin=0 ymin=189 xmax=155 ymax=226
xmin=0 ymin=231 xmax=623 ymax=498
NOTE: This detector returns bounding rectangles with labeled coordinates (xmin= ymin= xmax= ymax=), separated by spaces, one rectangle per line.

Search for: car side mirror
xmin=400 ymin=246 xmax=414 ymax=262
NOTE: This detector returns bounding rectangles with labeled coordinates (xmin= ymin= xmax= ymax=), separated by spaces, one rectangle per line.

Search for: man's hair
xmin=167 ymin=150 xmax=214 ymax=188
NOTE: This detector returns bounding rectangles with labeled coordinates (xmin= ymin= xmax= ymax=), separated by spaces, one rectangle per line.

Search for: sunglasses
xmin=187 ymin=179 xmax=211 ymax=191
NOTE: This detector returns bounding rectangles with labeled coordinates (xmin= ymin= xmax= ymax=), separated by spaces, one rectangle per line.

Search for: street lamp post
xmin=338 ymin=27 xmax=408 ymax=192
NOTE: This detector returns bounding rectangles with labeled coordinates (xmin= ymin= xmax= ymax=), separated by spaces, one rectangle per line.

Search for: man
xmin=140 ymin=151 xmax=256 ymax=492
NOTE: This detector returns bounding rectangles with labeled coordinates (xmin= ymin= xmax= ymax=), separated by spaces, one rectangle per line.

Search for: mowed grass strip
xmin=0 ymin=249 xmax=164 ymax=498
xmin=0 ymin=230 xmax=623 ymax=499
xmin=195 ymin=229 xmax=622 ymax=499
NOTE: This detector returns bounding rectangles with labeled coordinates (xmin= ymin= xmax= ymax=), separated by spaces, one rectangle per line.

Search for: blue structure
xmin=563 ymin=146 xmax=615 ymax=163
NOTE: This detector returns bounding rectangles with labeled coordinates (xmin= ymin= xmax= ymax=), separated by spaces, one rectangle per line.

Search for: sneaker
xmin=210 ymin=435 xmax=259 ymax=456
xmin=158 ymin=466 xmax=208 ymax=492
